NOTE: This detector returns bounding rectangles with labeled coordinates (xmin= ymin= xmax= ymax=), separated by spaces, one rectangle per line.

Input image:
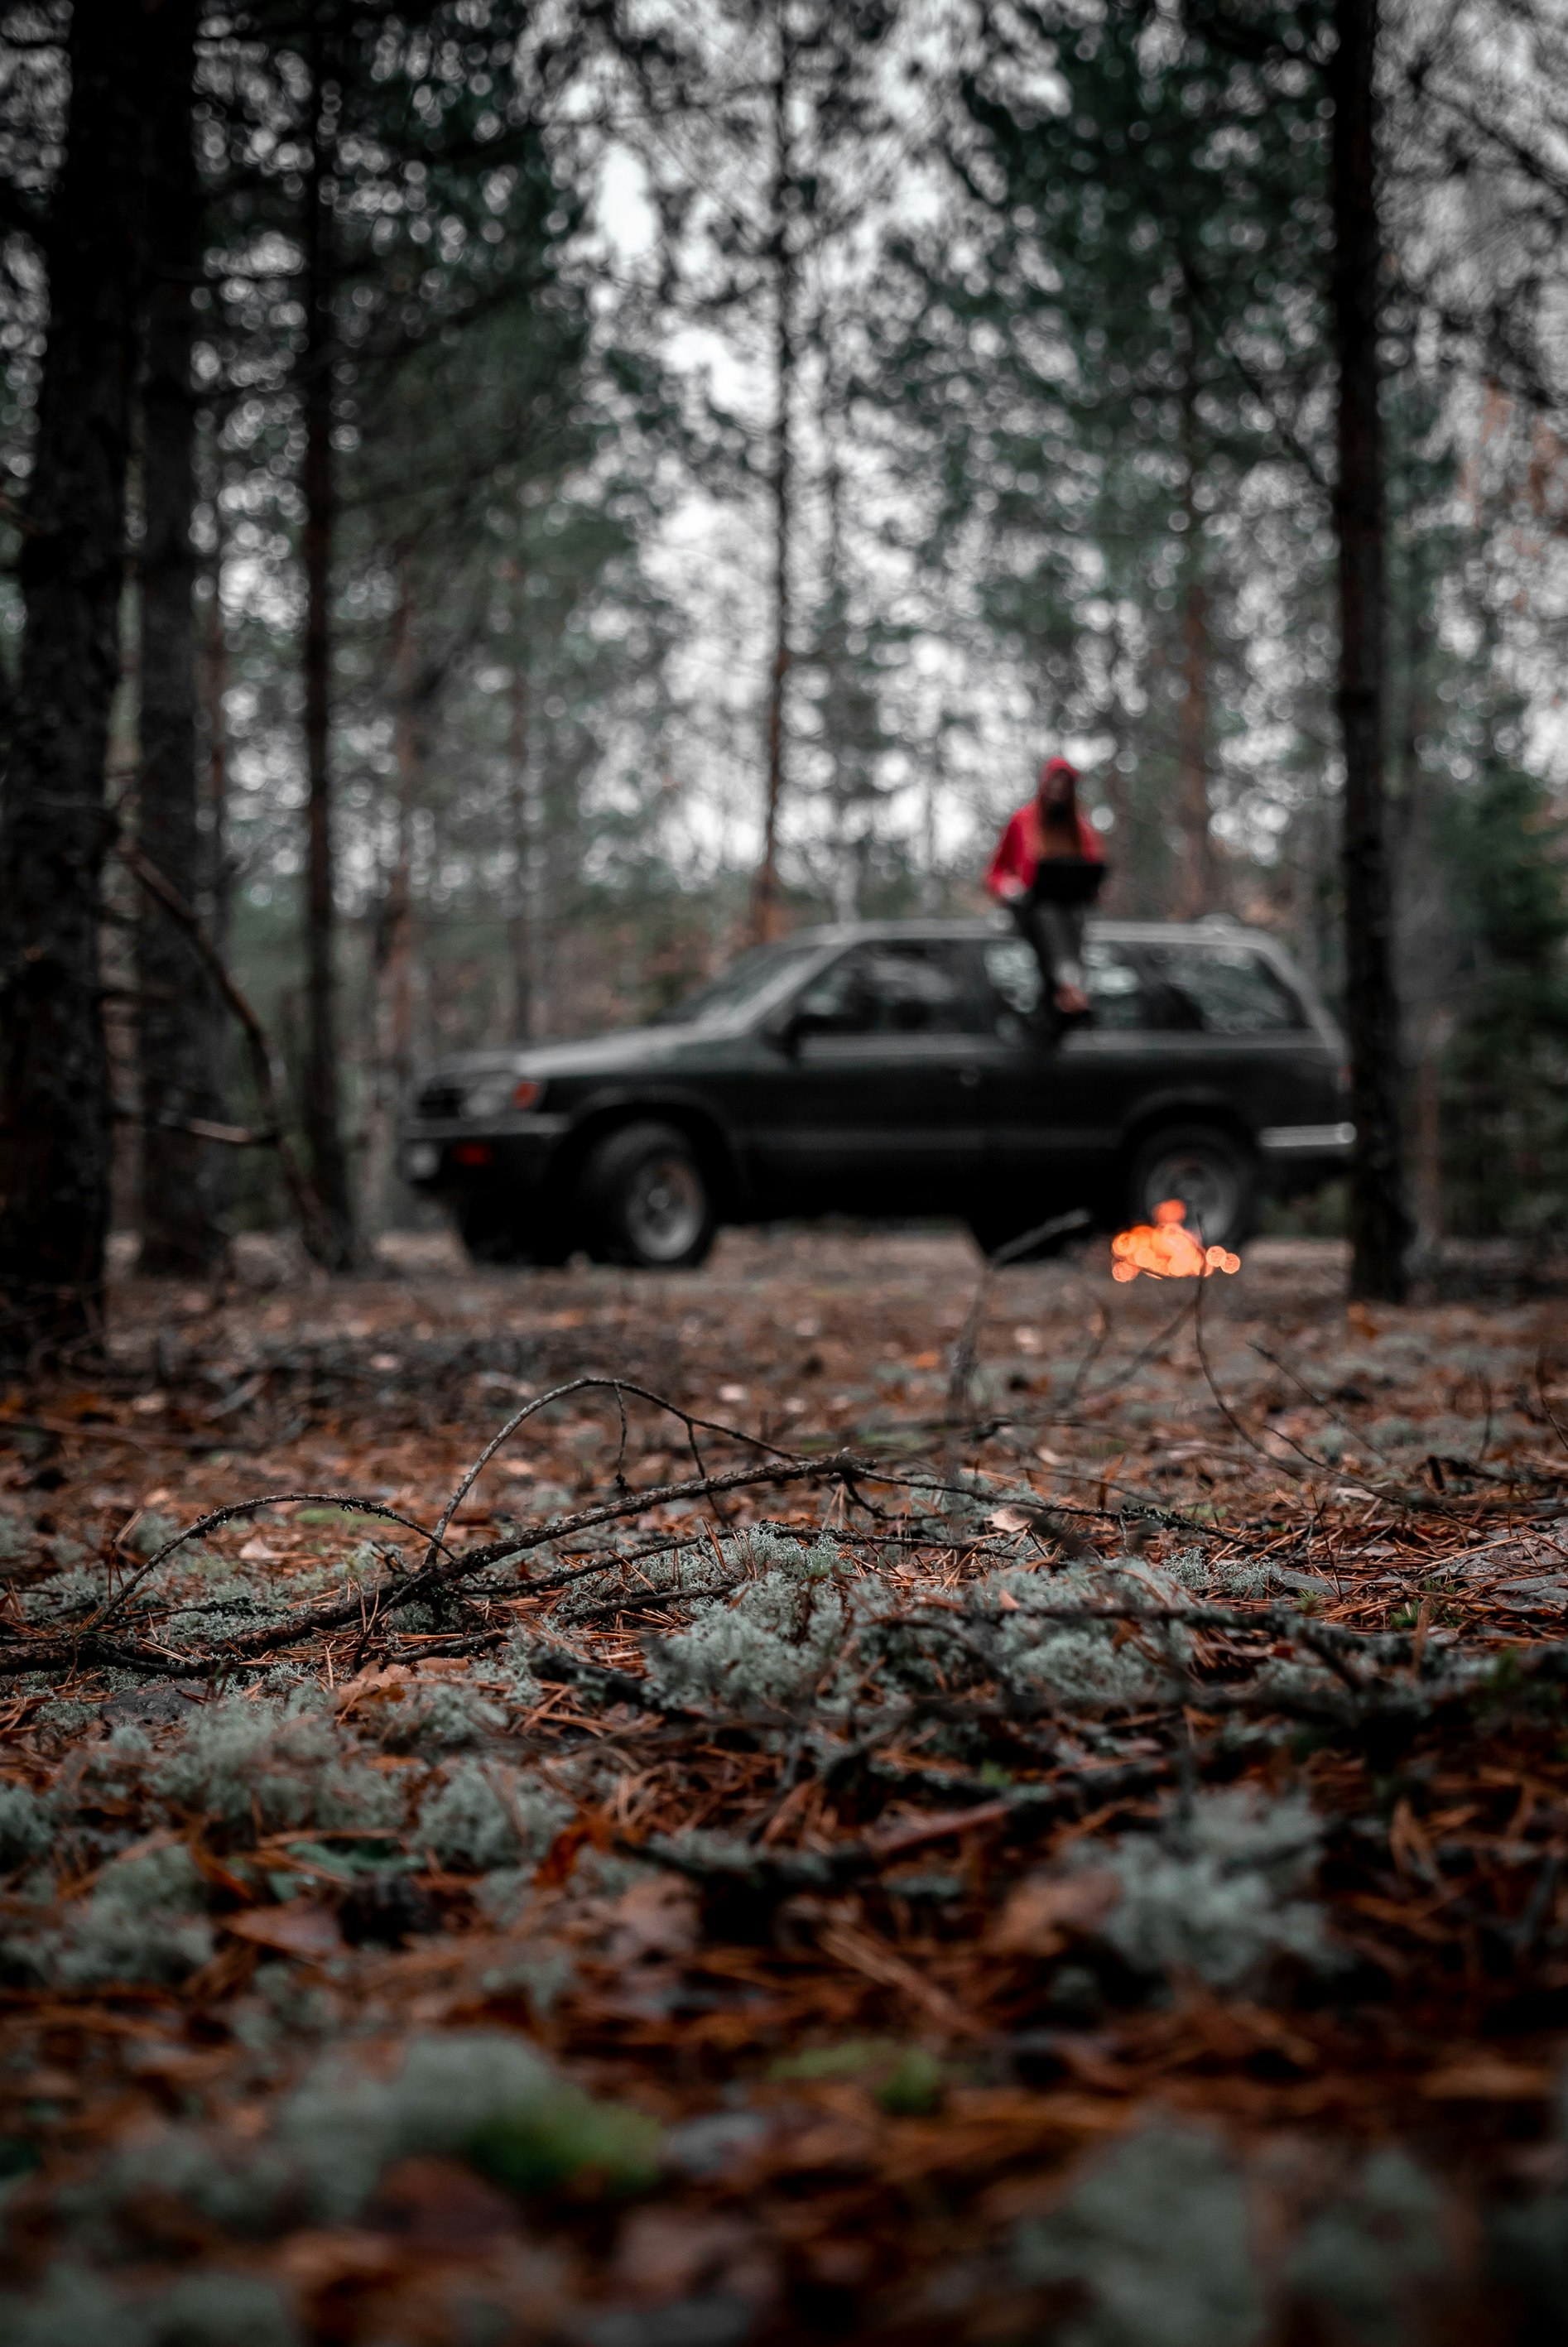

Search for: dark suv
xmin=398 ymin=917 xmax=1351 ymax=1267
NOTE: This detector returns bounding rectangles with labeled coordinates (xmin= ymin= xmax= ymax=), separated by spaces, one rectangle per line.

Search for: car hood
xmin=418 ymin=1023 xmax=705 ymax=1086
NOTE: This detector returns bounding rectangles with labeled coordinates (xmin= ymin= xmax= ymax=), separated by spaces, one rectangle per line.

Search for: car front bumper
xmin=398 ymin=1117 xmax=570 ymax=1193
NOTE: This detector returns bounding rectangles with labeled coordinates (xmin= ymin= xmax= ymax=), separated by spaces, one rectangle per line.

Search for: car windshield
xmin=664 ymin=940 xmax=824 ymax=1024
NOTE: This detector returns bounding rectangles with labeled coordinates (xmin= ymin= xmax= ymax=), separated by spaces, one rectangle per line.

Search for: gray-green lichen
xmin=0 ymin=1782 xmax=52 ymax=1869
xmin=1014 ymin=2122 xmax=1264 ymax=2347
xmin=1089 ymin=1788 xmax=1330 ymax=1989
xmin=1287 ymin=2149 xmax=1454 ymax=2342
xmin=152 ymin=1693 xmax=400 ymax=1839
xmin=3 ymin=1846 xmax=215 ymax=1989
xmin=982 ymin=1557 xmax=1195 ymax=1709
xmin=644 ymin=1537 xmax=849 ymax=1711
xmin=83 ymin=2028 xmax=657 ymax=2235
xmin=373 ymin=1681 xmax=505 ymax=1753
xmin=0 ymin=2268 xmax=300 ymax=2347
xmin=416 ymin=1760 xmax=568 ymax=1873
xmin=618 ymin=1539 xmax=1210 ymax=1728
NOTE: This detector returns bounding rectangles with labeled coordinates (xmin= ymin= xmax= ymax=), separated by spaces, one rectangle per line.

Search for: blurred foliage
xmin=1440 ymin=766 xmax=1568 ymax=1236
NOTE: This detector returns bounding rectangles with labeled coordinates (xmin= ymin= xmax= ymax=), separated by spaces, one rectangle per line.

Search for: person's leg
xmin=1009 ymin=900 xmax=1058 ymax=1027
xmin=1038 ymin=905 xmax=1089 ymax=1015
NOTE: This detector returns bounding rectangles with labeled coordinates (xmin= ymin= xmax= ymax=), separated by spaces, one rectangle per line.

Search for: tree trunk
xmin=201 ymin=528 xmax=231 ymax=954
xmin=753 ymin=22 xmax=796 ymax=944
xmin=1174 ymin=334 xmax=1214 ymax=921
xmin=0 ymin=0 xmax=144 ymax=1368
xmin=1414 ymin=1013 xmax=1445 ymax=1250
xmin=1175 ymin=565 xmax=1212 ymax=919
xmin=300 ymin=26 xmax=357 ymax=1268
xmin=1099 ymin=615 xmax=1134 ymax=916
xmin=1330 ymin=0 xmax=1410 ymax=1301
xmin=137 ymin=0 xmax=225 ymax=1278
xmin=362 ymin=562 xmax=418 ymax=1234
xmin=507 ymin=648 xmax=532 ymax=1039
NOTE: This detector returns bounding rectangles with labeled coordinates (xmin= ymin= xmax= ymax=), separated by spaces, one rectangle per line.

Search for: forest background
xmin=0 ymin=0 xmax=1565 ymax=1291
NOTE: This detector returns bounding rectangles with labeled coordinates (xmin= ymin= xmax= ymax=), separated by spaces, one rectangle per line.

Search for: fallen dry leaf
xmin=610 ymin=2206 xmax=774 ymax=2306
xmin=1419 ymin=2059 xmax=1553 ymax=2100
xmin=222 ymin=1900 xmax=344 ymax=1961
xmin=988 ymin=1868 xmax=1123 ymax=1956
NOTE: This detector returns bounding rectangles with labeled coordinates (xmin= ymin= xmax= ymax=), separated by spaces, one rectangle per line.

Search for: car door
xmin=748 ymin=940 xmax=991 ymax=1214
xmin=975 ymin=932 xmax=1162 ymax=1218
xmin=1133 ymin=937 xmax=1321 ymax=1128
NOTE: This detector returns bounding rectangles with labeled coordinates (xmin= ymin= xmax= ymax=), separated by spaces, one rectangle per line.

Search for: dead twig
xmin=118 ymin=842 xmax=335 ymax=1263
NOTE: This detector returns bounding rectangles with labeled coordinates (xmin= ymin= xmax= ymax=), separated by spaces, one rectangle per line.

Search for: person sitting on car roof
xmin=985 ymin=756 xmax=1107 ymax=1027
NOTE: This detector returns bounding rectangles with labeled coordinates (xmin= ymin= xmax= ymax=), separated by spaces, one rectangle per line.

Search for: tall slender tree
xmin=753 ymin=7 xmax=799 ymax=942
xmin=137 ymin=0 xmax=226 ymax=1277
xmin=0 ymin=0 xmax=145 ymax=1366
xmin=1330 ymin=0 xmax=1411 ymax=1298
xmin=298 ymin=9 xmax=356 ymax=1269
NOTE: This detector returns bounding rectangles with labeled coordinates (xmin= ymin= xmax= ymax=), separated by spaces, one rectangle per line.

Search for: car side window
xmin=982 ymin=939 xmax=1041 ymax=1019
xmin=1141 ymin=944 xmax=1307 ymax=1034
xmin=794 ymin=943 xmax=982 ymax=1037
xmin=1082 ymin=940 xmax=1152 ymax=1030
xmin=981 ymin=937 xmax=1152 ymax=1032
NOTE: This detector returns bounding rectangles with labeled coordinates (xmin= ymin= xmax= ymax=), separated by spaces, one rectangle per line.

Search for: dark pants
xmin=1010 ymin=897 xmax=1086 ymax=1010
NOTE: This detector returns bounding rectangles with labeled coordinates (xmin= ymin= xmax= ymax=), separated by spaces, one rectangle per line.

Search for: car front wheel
xmin=580 ymin=1122 xmax=716 ymax=1269
xmin=1124 ymin=1123 xmax=1255 ymax=1253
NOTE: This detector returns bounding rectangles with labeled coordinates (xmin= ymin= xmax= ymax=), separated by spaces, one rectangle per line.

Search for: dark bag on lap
xmin=1028 ymin=856 xmax=1107 ymax=907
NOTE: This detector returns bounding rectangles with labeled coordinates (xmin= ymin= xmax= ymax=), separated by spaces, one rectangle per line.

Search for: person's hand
xmin=1056 ymin=983 xmax=1089 ymax=1016
xmin=997 ymin=876 xmax=1025 ymax=902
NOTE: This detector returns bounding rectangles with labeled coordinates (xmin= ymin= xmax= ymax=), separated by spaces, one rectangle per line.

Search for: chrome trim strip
xmin=1258 ymin=1121 xmax=1355 ymax=1152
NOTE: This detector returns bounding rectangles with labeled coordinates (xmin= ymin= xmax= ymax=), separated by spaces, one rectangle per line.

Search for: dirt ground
xmin=2 ymin=1225 xmax=1567 ymax=2342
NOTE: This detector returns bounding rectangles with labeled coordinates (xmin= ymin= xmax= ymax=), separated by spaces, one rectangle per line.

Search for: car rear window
xmin=1141 ymin=943 xmax=1307 ymax=1033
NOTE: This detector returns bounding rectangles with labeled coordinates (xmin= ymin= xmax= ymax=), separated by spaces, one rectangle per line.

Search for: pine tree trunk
xmin=507 ymin=645 xmax=531 ymax=1039
xmin=300 ymin=31 xmax=356 ymax=1268
xmin=201 ymin=533 xmax=230 ymax=955
xmin=361 ymin=568 xmax=418 ymax=1237
xmin=753 ymin=25 xmax=795 ymax=945
xmin=1176 ymin=565 xmax=1212 ymax=918
xmin=0 ymin=1 xmax=143 ymax=1367
xmin=1175 ymin=340 xmax=1214 ymax=921
xmin=1330 ymin=0 xmax=1410 ymax=1301
xmin=1097 ymin=600 xmax=1134 ymax=912
xmin=389 ymin=629 xmax=416 ymax=1089
xmin=137 ymin=0 xmax=225 ymax=1277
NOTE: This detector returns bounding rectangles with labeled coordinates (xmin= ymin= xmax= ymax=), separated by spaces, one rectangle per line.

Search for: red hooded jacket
xmin=984 ymin=799 xmax=1104 ymax=902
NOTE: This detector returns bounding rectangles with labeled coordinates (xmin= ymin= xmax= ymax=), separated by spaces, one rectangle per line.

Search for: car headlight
xmin=463 ymin=1075 xmax=545 ymax=1120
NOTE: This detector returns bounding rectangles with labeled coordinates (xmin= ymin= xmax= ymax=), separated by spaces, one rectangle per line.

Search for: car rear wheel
xmin=1124 ymin=1123 xmax=1255 ymax=1252
xmin=580 ymin=1122 xmax=716 ymax=1269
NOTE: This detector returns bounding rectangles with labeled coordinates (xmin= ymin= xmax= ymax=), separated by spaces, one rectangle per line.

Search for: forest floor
xmin=2 ymin=1224 xmax=1568 ymax=2344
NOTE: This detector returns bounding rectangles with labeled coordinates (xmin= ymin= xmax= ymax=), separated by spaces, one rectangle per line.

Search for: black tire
xmin=1124 ymin=1122 xmax=1256 ymax=1252
xmin=455 ymin=1190 xmax=569 ymax=1267
xmin=579 ymin=1121 xmax=716 ymax=1269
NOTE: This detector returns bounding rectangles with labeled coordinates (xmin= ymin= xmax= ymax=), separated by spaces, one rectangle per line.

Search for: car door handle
xmin=958 ymin=1065 xmax=981 ymax=1089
